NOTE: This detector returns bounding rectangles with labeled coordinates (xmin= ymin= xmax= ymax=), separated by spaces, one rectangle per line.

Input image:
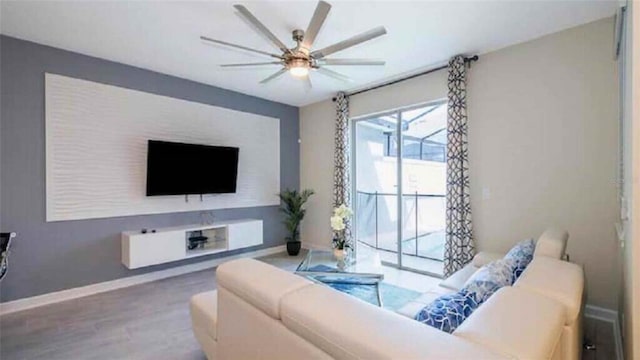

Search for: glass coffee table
xmin=295 ymin=249 xmax=385 ymax=306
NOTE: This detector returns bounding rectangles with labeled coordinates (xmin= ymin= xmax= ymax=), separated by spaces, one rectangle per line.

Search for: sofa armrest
xmin=472 ymin=251 xmax=504 ymax=268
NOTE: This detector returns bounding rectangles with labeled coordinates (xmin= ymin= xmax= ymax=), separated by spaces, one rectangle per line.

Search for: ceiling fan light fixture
xmin=288 ymin=59 xmax=310 ymax=78
xmin=289 ymin=66 xmax=309 ymax=78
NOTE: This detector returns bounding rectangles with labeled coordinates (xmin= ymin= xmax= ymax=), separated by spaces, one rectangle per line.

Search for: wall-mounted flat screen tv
xmin=146 ymin=140 xmax=239 ymax=196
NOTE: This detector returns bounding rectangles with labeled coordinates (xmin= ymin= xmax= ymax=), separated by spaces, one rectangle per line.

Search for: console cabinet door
xmin=125 ymin=231 xmax=185 ymax=268
xmin=227 ymin=221 xmax=263 ymax=250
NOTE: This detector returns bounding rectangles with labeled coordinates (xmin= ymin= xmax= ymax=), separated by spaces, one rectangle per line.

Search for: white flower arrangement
xmin=331 ymin=204 xmax=352 ymax=250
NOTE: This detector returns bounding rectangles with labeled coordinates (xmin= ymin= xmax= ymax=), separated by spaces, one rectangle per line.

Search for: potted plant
xmin=279 ymin=189 xmax=314 ymax=256
xmin=331 ymin=204 xmax=353 ymax=261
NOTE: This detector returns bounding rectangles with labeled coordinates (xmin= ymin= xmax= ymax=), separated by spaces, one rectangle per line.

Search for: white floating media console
xmin=122 ymin=219 xmax=263 ymax=269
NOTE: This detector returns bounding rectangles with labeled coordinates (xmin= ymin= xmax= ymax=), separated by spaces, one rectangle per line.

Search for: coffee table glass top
xmin=295 ymin=248 xmax=384 ymax=281
xmin=295 ymin=248 xmax=385 ymax=306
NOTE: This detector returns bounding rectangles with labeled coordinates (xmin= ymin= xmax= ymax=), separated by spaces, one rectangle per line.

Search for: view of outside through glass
xmin=355 ymin=101 xmax=446 ymax=274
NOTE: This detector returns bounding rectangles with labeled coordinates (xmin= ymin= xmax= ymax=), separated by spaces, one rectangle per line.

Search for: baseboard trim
xmin=0 ymin=245 xmax=285 ymax=316
xmin=584 ymin=304 xmax=624 ymax=360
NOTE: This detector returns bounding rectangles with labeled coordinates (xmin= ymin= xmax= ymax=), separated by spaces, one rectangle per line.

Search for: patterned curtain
xmin=333 ymin=92 xmax=352 ymax=249
xmin=443 ymin=55 xmax=475 ymax=277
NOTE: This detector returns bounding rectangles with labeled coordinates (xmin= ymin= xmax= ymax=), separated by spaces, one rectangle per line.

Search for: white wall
xmin=468 ymin=17 xmax=619 ymax=310
xmin=45 ymin=74 xmax=280 ymax=221
xmin=300 ymin=17 xmax=620 ymax=309
xmin=350 ymin=68 xmax=448 ymax=118
xmin=300 ymin=99 xmax=336 ymax=249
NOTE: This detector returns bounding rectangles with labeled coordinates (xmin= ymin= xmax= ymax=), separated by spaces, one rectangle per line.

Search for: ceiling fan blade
xmin=201 ymin=36 xmax=282 ymax=59
xmin=234 ymin=4 xmax=290 ymax=54
xmin=260 ymin=68 xmax=288 ymax=84
xmin=221 ymin=62 xmax=283 ymax=67
xmin=315 ymin=67 xmax=352 ymax=82
xmin=311 ymin=26 xmax=387 ymax=59
xmin=318 ymin=59 xmax=385 ymax=66
xmin=303 ymin=75 xmax=312 ymax=90
xmin=301 ymin=1 xmax=331 ymax=51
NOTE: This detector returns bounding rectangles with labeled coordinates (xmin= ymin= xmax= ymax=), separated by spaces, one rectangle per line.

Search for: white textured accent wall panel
xmin=45 ymin=74 xmax=280 ymax=221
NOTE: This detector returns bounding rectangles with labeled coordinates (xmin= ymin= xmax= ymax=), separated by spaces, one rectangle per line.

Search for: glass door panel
xmin=400 ymin=102 xmax=447 ymax=276
xmin=354 ymin=113 xmax=399 ymax=266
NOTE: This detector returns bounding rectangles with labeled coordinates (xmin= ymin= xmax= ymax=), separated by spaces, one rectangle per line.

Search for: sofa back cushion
xmin=216 ymin=258 xmax=312 ymax=319
xmin=514 ymin=257 xmax=584 ymax=326
xmin=534 ymin=228 xmax=568 ymax=259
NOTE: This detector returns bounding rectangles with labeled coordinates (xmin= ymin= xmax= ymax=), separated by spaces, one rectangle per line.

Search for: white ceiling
xmin=0 ymin=0 xmax=618 ymax=107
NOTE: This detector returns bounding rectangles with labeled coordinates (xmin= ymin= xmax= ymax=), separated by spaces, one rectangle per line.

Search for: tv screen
xmin=146 ymin=140 xmax=239 ymax=196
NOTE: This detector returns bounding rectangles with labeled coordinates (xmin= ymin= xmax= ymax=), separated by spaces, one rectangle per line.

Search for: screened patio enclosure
xmin=354 ymin=101 xmax=446 ymax=276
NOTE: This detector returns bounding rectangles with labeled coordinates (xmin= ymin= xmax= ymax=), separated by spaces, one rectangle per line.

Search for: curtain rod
xmin=332 ymin=55 xmax=478 ymax=101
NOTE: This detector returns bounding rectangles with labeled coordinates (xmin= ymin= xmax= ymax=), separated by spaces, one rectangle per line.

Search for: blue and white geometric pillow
xmin=461 ymin=280 xmax=501 ymax=304
xmin=504 ymin=238 xmax=535 ymax=282
xmin=465 ymin=258 xmax=515 ymax=288
xmin=416 ymin=246 xmax=541 ymax=334
xmin=414 ymin=290 xmax=479 ymax=333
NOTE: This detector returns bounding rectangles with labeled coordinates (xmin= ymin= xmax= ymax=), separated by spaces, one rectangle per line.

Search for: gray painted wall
xmin=0 ymin=35 xmax=300 ymax=302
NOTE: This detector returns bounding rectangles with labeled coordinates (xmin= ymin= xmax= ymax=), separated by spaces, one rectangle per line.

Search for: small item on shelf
xmin=188 ymin=230 xmax=209 ymax=250
xmin=141 ymin=229 xmax=148 ymax=234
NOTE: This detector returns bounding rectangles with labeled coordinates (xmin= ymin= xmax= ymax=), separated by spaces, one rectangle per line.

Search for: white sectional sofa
xmin=190 ymin=228 xmax=584 ymax=360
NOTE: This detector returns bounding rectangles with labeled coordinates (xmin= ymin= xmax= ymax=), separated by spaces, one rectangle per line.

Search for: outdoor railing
xmin=355 ymin=190 xmax=446 ymax=261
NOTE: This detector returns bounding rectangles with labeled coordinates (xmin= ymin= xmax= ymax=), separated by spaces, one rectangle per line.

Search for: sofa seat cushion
xmin=281 ymin=284 xmax=510 ymax=360
xmin=190 ymin=290 xmax=218 ymax=340
xmin=216 ymin=258 xmax=312 ymax=319
xmin=514 ymin=257 xmax=584 ymax=325
xmin=440 ymin=263 xmax=478 ymax=291
xmin=454 ymin=287 xmax=565 ymax=360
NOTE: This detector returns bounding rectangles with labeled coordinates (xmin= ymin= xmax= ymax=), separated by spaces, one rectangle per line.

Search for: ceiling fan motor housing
xmin=292 ymin=29 xmax=305 ymax=43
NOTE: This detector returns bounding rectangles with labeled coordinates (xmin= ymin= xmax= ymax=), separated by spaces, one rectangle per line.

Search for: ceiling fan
xmin=200 ymin=1 xmax=387 ymax=88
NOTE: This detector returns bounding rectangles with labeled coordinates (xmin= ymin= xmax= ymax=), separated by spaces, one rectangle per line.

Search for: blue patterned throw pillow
xmin=465 ymin=259 xmax=515 ymax=288
xmin=416 ymin=268 xmax=505 ymax=333
xmin=414 ymin=280 xmax=502 ymax=333
xmin=414 ymin=291 xmax=479 ymax=333
xmin=461 ymin=280 xmax=501 ymax=304
xmin=504 ymin=238 xmax=535 ymax=282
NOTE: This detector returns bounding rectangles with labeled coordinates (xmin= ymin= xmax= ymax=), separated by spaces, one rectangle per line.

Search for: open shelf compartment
xmin=185 ymin=226 xmax=228 ymax=257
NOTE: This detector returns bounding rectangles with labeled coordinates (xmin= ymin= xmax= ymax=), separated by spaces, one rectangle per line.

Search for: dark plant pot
xmin=286 ymin=241 xmax=302 ymax=256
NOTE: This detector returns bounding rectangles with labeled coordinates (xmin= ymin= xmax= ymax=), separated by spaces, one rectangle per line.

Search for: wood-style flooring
xmin=0 ymin=252 xmax=617 ymax=359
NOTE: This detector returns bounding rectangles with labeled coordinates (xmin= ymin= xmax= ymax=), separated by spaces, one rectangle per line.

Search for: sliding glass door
xmin=354 ymin=113 xmax=399 ymax=266
xmin=353 ymin=101 xmax=447 ymax=276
